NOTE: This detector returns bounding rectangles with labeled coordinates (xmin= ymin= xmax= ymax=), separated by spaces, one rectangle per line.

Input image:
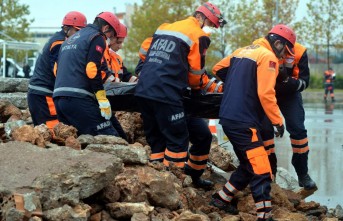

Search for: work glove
xmin=95 ymin=90 xmax=112 ymax=120
xmin=273 ymin=123 xmax=284 ymax=138
xmin=276 ymin=66 xmax=289 ymax=83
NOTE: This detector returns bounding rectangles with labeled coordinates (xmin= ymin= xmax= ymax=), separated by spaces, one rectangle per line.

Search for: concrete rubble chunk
xmin=86 ymin=144 xmax=149 ymax=164
xmin=113 ymin=166 xmax=180 ymax=210
xmin=43 ymin=204 xmax=91 ymax=221
xmin=0 ymin=141 xmax=123 ymax=211
xmin=209 ymin=145 xmax=236 ymax=172
xmin=0 ymin=78 xmax=29 ymax=93
xmin=106 ymin=202 xmax=154 ymax=220
xmin=0 ymin=93 xmax=28 ymax=109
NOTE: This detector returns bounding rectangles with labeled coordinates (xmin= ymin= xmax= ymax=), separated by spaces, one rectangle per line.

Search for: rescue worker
xmin=324 ymin=67 xmax=335 ymax=102
xmin=27 ymin=11 xmax=87 ymax=131
xmin=210 ymin=24 xmax=296 ymax=221
xmin=260 ymin=41 xmax=317 ymax=191
xmin=136 ymin=36 xmax=217 ymax=189
xmin=101 ymin=23 xmax=136 ymax=141
xmin=102 ymin=23 xmax=137 ymax=84
xmin=134 ymin=2 xmax=226 ymax=189
xmin=53 ymin=12 xmax=121 ymax=136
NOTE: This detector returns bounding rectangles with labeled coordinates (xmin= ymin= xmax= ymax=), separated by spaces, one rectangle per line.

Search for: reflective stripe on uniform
xmin=224 ymin=182 xmax=239 ymax=194
xmin=214 ymin=81 xmax=223 ymax=92
xmin=203 ymin=77 xmax=216 ymax=92
xmin=218 ymin=190 xmax=233 ymax=202
xmin=155 ymin=29 xmax=193 ymax=46
xmin=54 ymin=87 xmax=95 ymax=98
xmin=190 ymin=67 xmax=206 ymax=75
xmin=29 ymin=84 xmax=53 ymax=94
xmin=139 ymin=47 xmax=147 ymax=56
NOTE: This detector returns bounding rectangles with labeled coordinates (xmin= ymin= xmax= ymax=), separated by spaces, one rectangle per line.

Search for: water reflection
xmin=275 ymin=102 xmax=343 ymax=208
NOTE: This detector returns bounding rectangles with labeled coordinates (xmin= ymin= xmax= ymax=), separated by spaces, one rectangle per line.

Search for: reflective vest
xmin=53 ymin=24 xmax=104 ymax=99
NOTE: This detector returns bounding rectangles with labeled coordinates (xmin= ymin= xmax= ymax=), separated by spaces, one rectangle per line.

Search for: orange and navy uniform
xmin=134 ymin=17 xmax=216 ymax=177
xmin=259 ymin=41 xmax=312 ymax=178
xmin=324 ymin=68 xmax=335 ymax=99
xmin=274 ymin=42 xmax=310 ymax=96
xmin=27 ymin=30 xmax=66 ymax=130
xmin=324 ymin=69 xmax=335 ymax=84
xmin=135 ymin=17 xmax=222 ymax=106
xmin=215 ymin=38 xmax=283 ymax=127
xmin=135 ymin=37 xmax=153 ymax=75
xmin=101 ymin=46 xmax=137 ymax=84
xmin=135 ymin=36 xmax=213 ymax=178
xmin=53 ymin=24 xmax=119 ymax=136
xmin=213 ymin=38 xmax=282 ymax=219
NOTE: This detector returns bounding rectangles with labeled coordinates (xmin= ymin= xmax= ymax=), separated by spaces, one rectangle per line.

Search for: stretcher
xmin=105 ymin=82 xmax=222 ymax=119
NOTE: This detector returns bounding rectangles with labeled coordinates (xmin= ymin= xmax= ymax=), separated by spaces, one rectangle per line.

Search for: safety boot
xmin=209 ymin=193 xmax=239 ymax=215
xmin=192 ymin=177 xmax=214 ymax=190
xmin=298 ymin=174 xmax=317 ymax=190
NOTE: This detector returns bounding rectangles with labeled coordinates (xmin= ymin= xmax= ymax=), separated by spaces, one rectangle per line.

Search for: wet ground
xmin=275 ymin=101 xmax=343 ymax=209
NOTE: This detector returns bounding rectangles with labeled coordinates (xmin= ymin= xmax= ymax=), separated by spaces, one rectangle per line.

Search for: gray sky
xmin=21 ymin=0 xmax=308 ymax=28
xmin=21 ymin=0 xmax=142 ymax=28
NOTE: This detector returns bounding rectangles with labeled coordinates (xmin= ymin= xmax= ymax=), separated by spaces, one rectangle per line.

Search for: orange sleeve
xmin=139 ymin=37 xmax=153 ymax=61
xmin=257 ymin=52 xmax=283 ymax=125
xmin=187 ymin=41 xmax=205 ymax=89
xmin=212 ymin=55 xmax=231 ymax=75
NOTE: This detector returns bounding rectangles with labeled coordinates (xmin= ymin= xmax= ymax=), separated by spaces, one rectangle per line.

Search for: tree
xmin=0 ymin=0 xmax=34 ymax=61
xmin=294 ymin=0 xmax=343 ymax=68
xmin=205 ymin=0 xmax=299 ymax=73
xmin=124 ymin=0 xmax=201 ymax=70
xmin=125 ymin=0 xmax=301 ymax=72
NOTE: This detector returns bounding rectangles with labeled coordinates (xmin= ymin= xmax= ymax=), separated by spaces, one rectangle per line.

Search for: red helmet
xmin=269 ymin=24 xmax=296 ymax=55
xmin=96 ymin=12 xmax=120 ymax=35
xmin=62 ymin=11 xmax=87 ymax=29
xmin=117 ymin=23 xmax=127 ymax=38
xmin=196 ymin=2 xmax=226 ymax=28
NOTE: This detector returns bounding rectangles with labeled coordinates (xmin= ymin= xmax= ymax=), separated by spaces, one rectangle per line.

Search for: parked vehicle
xmin=0 ymin=58 xmax=24 ymax=78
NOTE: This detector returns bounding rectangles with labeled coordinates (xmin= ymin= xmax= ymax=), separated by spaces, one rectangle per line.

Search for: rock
xmin=86 ymin=144 xmax=149 ymax=164
xmin=335 ymin=204 xmax=343 ymax=219
xmin=113 ymin=166 xmax=180 ymax=210
xmin=131 ymin=212 xmax=150 ymax=221
xmin=34 ymin=124 xmax=52 ymax=143
xmin=296 ymin=200 xmax=320 ymax=212
xmin=106 ymin=202 xmax=153 ymax=219
xmin=0 ymin=142 xmax=123 ymax=210
xmin=12 ymin=125 xmax=46 ymax=147
xmin=175 ymin=210 xmax=210 ymax=221
xmin=0 ymin=78 xmax=29 ymax=93
xmin=0 ymin=93 xmax=28 ymax=109
xmin=273 ymin=207 xmax=308 ymax=221
xmin=53 ymin=122 xmax=78 ymax=140
xmin=270 ymin=183 xmax=294 ymax=211
xmin=276 ymin=167 xmax=301 ymax=191
xmin=43 ymin=204 xmax=91 ymax=221
xmin=93 ymin=135 xmax=128 ymax=145
xmin=65 ymin=136 xmax=81 ymax=150
xmin=209 ymin=145 xmax=236 ymax=172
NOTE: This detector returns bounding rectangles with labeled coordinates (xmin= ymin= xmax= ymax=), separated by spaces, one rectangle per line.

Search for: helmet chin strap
xmin=200 ymin=17 xmax=206 ymax=29
xmin=268 ymin=38 xmax=284 ymax=59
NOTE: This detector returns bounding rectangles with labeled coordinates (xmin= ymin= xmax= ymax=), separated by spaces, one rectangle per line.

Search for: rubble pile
xmin=0 ymin=79 xmax=342 ymax=221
